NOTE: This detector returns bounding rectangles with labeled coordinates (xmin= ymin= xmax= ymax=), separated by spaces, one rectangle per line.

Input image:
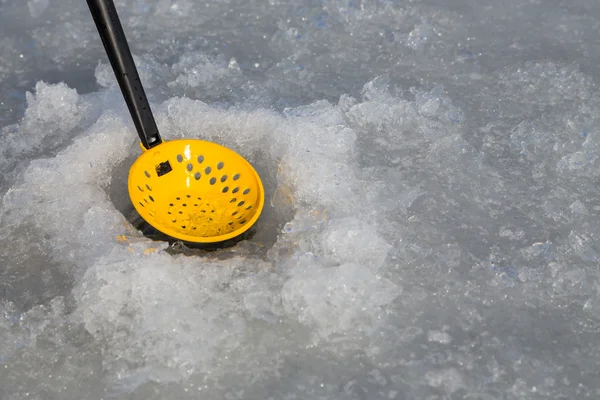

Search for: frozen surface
xmin=2 ymin=0 xmax=600 ymax=399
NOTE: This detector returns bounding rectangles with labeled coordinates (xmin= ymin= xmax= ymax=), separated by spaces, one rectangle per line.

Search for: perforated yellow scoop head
xmin=128 ymin=139 xmax=265 ymax=243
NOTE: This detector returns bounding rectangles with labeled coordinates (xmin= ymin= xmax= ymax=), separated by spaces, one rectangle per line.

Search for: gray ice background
xmin=1 ymin=0 xmax=600 ymax=399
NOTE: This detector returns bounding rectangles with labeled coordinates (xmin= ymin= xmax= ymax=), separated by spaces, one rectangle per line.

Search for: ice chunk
xmin=569 ymin=230 xmax=600 ymax=263
xmin=94 ymin=62 xmax=118 ymax=89
xmin=0 ymin=108 xmax=136 ymax=267
xmin=427 ymin=330 xmax=452 ymax=344
xmin=570 ymin=200 xmax=587 ymax=215
xmin=280 ymin=218 xmax=399 ymax=340
xmin=27 ymin=0 xmax=48 ymax=18
xmin=22 ymin=81 xmax=84 ymax=135
xmin=318 ymin=217 xmax=392 ymax=269
xmin=75 ymin=253 xmax=248 ymax=382
xmin=405 ymin=20 xmax=433 ymax=50
xmin=0 ymin=82 xmax=89 ymax=185
xmin=281 ymin=260 xmax=401 ymax=340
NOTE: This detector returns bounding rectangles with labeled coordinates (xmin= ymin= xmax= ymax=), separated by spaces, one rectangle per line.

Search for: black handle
xmin=86 ymin=0 xmax=162 ymax=149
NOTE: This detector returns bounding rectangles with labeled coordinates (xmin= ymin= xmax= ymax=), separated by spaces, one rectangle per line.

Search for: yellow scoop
xmin=129 ymin=140 xmax=264 ymax=242
xmin=88 ymin=0 xmax=264 ymax=243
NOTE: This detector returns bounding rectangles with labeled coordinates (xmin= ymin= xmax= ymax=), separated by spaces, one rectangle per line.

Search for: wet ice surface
xmin=2 ymin=0 xmax=600 ymax=398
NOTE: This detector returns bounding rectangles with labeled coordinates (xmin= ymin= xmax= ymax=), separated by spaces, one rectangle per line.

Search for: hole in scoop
xmin=177 ymin=154 xmax=183 ymax=163
xmin=238 ymin=201 xmax=245 ymax=207
xmin=197 ymin=155 xmax=204 ymax=164
xmin=187 ymin=163 xmax=193 ymax=171
xmin=146 ymin=184 xmax=152 ymax=191
xmin=210 ymin=177 xmax=217 ymax=185
xmin=232 ymin=187 xmax=239 ymax=194
xmin=221 ymin=175 xmax=228 ymax=182
xmin=156 ymin=161 xmax=172 ymax=176
xmin=137 ymin=185 xmax=144 ymax=192
xmin=243 ymin=189 xmax=250 ymax=195
xmin=195 ymin=172 xmax=201 ymax=180
xmin=222 ymin=186 xmax=229 ymax=193
xmin=205 ymin=167 xmax=212 ymax=175
xmin=144 ymin=171 xmax=151 ymax=178
xmin=149 ymin=196 xmax=154 ymax=202
xmin=233 ymin=174 xmax=240 ymax=181
xmin=217 ymin=162 xmax=224 ymax=170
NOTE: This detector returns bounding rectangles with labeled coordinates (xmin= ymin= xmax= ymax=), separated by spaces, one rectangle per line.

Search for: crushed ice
xmin=2 ymin=0 xmax=600 ymax=398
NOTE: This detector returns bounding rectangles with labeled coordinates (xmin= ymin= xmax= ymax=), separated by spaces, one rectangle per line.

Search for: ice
xmin=169 ymin=52 xmax=247 ymax=102
xmin=425 ymin=368 xmax=464 ymax=394
xmin=280 ymin=217 xmax=399 ymax=340
xmin=32 ymin=20 xmax=96 ymax=65
xmin=0 ymin=37 xmax=26 ymax=84
xmin=427 ymin=330 xmax=452 ymax=344
xmin=3 ymin=0 xmax=600 ymax=398
xmin=73 ymin=252 xmax=255 ymax=386
xmin=27 ymin=0 xmax=48 ymax=19
xmin=0 ymin=81 xmax=90 ymax=190
xmin=21 ymin=81 xmax=84 ymax=135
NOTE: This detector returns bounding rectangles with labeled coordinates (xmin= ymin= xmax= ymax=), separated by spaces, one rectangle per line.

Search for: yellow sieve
xmin=128 ymin=140 xmax=264 ymax=242
xmin=88 ymin=0 xmax=264 ymax=243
